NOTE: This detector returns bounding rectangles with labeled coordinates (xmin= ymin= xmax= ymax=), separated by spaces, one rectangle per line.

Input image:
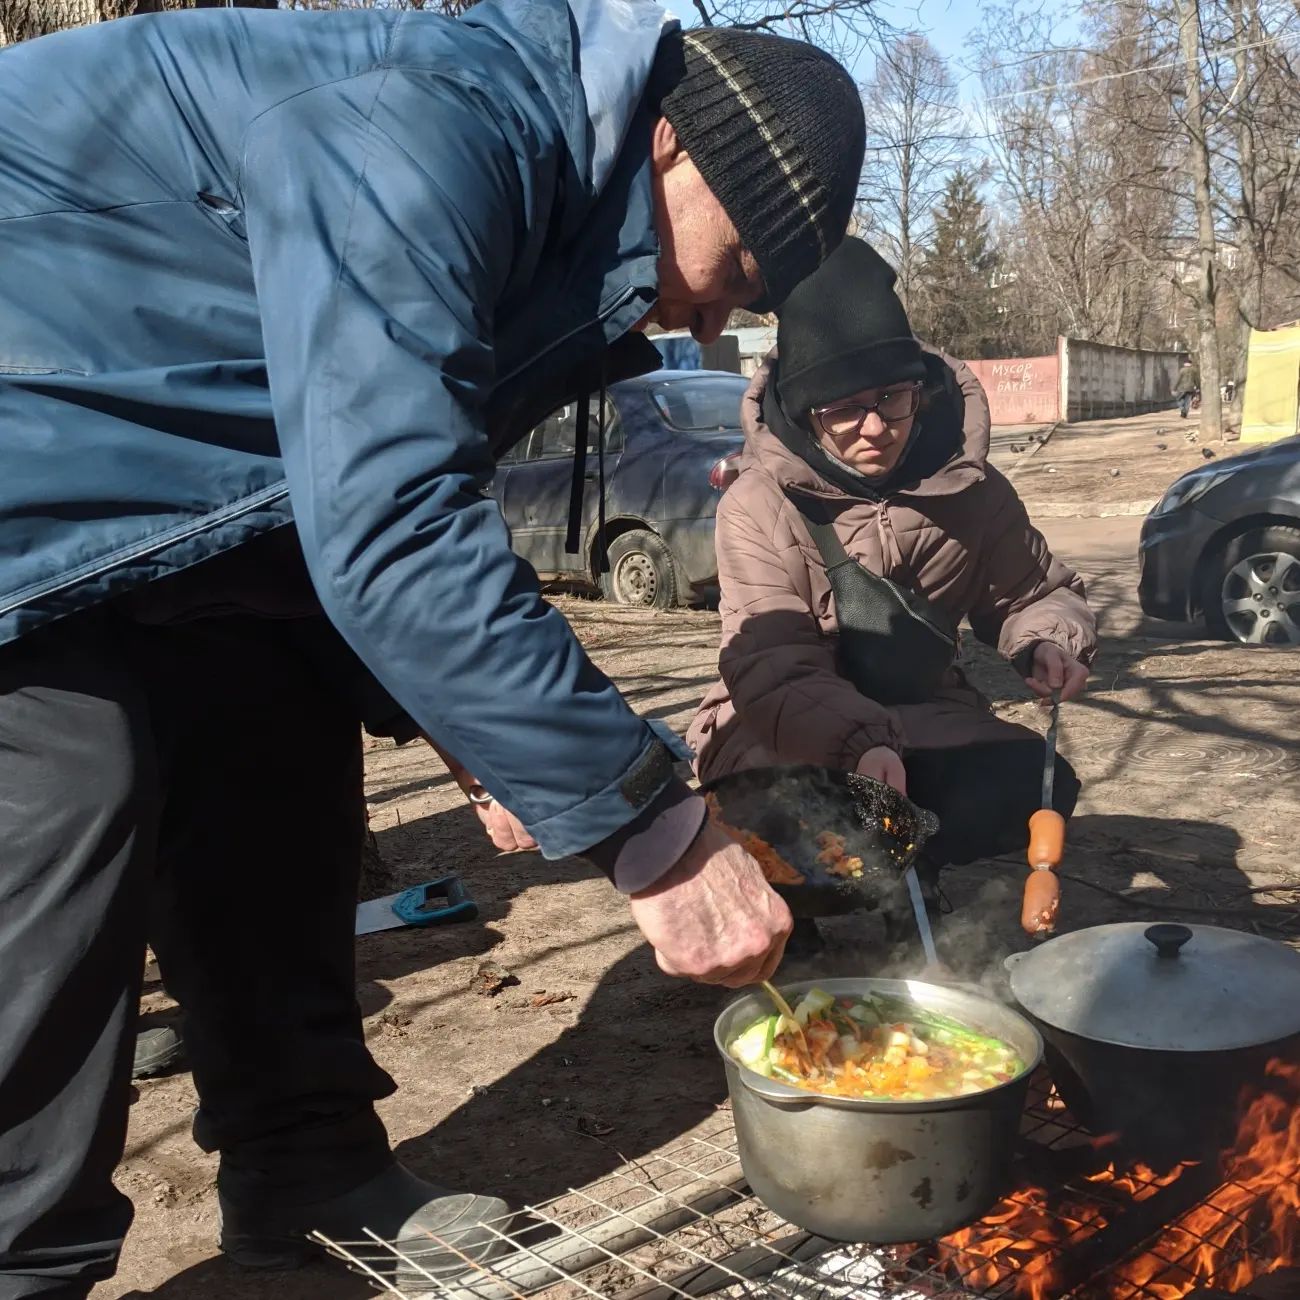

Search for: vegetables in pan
xmin=728 ymin=988 xmax=1025 ymax=1101
xmin=704 ymin=793 xmax=805 ymax=886
xmin=814 ymin=831 xmax=865 ymax=879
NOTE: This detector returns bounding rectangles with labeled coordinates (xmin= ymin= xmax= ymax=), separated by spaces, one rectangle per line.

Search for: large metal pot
xmin=714 ymin=977 xmax=1043 ymax=1243
xmin=1007 ymin=922 xmax=1300 ymax=1162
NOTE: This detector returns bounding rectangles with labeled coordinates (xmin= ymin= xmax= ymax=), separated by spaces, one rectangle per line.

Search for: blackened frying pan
xmin=700 ymin=764 xmax=940 ymax=918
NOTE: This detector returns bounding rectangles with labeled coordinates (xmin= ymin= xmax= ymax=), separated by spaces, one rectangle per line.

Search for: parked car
xmin=490 ymin=370 xmax=748 ymax=608
xmin=1139 ymin=436 xmax=1300 ymax=645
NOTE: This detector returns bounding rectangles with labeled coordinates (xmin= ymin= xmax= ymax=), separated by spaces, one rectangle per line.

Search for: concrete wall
xmin=655 ymin=329 xmax=1183 ymax=426
xmin=965 ymin=355 xmax=1061 ymax=424
xmin=966 ymin=339 xmax=1184 ymax=425
xmin=1059 ymin=337 xmax=1183 ymax=422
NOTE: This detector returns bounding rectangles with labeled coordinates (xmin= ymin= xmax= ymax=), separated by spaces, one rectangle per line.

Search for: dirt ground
xmin=996 ymin=410 xmax=1234 ymax=515
xmin=104 ymin=413 xmax=1298 ymax=1299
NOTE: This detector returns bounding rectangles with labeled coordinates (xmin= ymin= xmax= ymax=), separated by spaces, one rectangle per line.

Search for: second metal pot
xmin=1007 ymin=922 xmax=1300 ymax=1162
xmin=715 ymin=977 xmax=1043 ymax=1243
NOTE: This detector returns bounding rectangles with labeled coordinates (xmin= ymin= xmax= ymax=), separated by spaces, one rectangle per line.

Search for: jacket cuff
xmin=1010 ymin=637 xmax=1096 ymax=679
xmin=582 ymin=779 xmax=708 ymax=894
xmin=1010 ymin=641 xmax=1040 ymax=679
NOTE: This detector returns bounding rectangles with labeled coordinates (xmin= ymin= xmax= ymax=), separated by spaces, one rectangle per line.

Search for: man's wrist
xmin=581 ymin=779 xmax=708 ymax=894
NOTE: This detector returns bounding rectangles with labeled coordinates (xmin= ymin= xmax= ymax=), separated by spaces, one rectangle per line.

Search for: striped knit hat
xmin=650 ymin=27 xmax=865 ymax=310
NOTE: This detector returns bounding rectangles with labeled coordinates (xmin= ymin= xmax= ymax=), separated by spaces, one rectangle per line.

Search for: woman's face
xmin=810 ymin=380 xmax=922 ymax=478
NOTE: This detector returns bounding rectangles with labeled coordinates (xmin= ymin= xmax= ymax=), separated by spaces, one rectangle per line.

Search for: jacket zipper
xmin=0 ymin=482 xmax=291 ymax=621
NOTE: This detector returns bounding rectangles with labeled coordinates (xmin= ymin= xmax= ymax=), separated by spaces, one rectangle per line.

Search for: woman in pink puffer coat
xmin=687 ymin=238 xmax=1097 ymax=947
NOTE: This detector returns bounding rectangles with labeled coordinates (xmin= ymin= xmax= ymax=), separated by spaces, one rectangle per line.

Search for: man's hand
xmin=628 ymin=822 xmax=793 ymax=988
xmin=469 ymin=790 xmax=539 ymax=854
xmin=1025 ymin=643 xmax=1089 ymax=705
xmin=856 ymin=746 xmax=907 ymax=794
xmin=424 ymin=734 xmax=538 ymax=854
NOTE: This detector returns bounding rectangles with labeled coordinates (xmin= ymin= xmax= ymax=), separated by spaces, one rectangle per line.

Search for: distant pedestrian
xmin=1175 ymin=356 xmax=1201 ymax=417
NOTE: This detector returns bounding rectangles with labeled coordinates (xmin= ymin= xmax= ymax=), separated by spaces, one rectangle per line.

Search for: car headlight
xmin=1152 ymin=469 xmax=1231 ymax=516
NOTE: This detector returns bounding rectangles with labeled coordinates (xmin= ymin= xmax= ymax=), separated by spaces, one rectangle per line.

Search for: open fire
xmin=916 ymin=1061 xmax=1300 ymax=1299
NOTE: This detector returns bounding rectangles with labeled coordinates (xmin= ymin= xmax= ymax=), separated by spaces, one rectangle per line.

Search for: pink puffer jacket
xmin=687 ymin=351 xmax=1097 ymax=784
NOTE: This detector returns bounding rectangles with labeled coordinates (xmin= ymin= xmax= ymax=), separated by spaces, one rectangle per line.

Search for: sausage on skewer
xmin=1021 ymin=808 xmax=1065 ymax=935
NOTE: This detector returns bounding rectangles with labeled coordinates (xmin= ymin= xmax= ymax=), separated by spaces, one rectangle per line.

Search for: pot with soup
xmin=715 ymin=977 xmax=1043 ymax=1242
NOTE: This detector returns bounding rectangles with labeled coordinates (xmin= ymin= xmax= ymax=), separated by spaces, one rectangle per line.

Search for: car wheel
xmin=600 ymin=530 xmax=679 ymax=610
xmin=1202 ymin=525 xmax=1300 ymax=646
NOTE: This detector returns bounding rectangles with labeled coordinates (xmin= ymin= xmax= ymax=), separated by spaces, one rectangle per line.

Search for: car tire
xmin=600 ymin=529 xmax=679 ymax=610
xmin=1201 ymin=525 xmax=1300 ymax=646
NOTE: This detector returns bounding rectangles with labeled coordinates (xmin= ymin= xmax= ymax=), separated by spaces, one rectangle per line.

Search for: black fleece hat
xmin=650 ymin=27 xmax=865 ymax=310
xmin=775 ymin=236 xmax=926 ymax=422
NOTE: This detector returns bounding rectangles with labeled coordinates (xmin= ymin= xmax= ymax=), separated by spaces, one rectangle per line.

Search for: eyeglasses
xmin=812 ymin=383 xmax=922 ymax=439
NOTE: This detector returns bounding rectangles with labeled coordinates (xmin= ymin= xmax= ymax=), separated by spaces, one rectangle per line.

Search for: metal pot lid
xmin=1007 ymin=922 xmax=1300 ymax=1052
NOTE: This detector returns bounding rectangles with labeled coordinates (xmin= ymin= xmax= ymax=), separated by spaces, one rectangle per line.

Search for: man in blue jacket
xmin=0 ymin=0 xmax=864 ymax=1292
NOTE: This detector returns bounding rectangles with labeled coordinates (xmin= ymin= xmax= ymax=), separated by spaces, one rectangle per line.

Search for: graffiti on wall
xmin=966 ymin=355 xmax=1060 ymax=425
xmin=989 ymin=361 xmax=1039 ymax=392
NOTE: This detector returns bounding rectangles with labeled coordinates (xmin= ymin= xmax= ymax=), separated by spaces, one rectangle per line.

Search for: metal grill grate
xmin=313 ymin=1074 xmax=1296 ymax=1300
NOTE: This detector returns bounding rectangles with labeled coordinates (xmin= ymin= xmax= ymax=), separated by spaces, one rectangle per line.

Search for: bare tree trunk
xmin=1 ymin=0 xmax=98 ymax=43
xmin=1177 ymin=0 xmax=1223 ymax=441
xmin=0 ymin=0 xmax=275 ymax=44
xmin=897 ymin=126 xmax=915 ymax=309
xmin=1228 ymin=0 xmax=1260 ymax=430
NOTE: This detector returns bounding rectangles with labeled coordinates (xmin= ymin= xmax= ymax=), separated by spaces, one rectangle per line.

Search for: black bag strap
xmin=783 ymin=489 xmax=957 ymax=642
xmin=785 ymin=490 xmax=881 ymax=583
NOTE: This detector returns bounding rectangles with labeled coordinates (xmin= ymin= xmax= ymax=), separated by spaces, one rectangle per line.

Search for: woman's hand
xmin=1025 ymin=643 xmax=1089 ymax=705
xmin=855 ymin=746 xmax=907 ymax=794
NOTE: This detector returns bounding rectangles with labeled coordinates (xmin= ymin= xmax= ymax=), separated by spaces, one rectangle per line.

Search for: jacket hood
xmin=738 ymin=345 xmax=992 ymax=501
xmin=466 ymin=0 xmax=675 ymax=203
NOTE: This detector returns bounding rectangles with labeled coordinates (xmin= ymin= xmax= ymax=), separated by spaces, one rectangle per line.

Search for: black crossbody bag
xmin=785 ymin=490 xmax=958 ymax=706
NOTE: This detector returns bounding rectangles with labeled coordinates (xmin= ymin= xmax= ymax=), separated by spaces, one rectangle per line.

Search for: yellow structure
xmin=1241 ymin=324 xmax=1300 ymax=444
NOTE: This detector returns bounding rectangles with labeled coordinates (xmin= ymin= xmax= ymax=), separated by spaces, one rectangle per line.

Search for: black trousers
xmin=0 ymin=613 xmax=396 ymax=1299
xmin=906 ymin=739 xmax=1081 ymax=872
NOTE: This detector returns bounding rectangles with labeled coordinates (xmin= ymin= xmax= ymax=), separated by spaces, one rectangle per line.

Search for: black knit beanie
xmin=650 ymin=27 xmax=865 ymax=309
xmin=776 ymin=235 xmax=926 ymax=421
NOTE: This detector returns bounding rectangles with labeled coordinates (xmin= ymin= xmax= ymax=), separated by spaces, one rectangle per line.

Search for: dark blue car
xmin=490 ymin=370 xmax=749 ymax=607
xmin=1139 ymin=436 xmax=1300 ymax=645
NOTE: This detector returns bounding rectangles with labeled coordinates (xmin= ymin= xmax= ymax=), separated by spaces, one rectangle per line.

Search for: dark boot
xmin=132 ymin=1025 xmax=185 ymax=1080
xmin=219 ymin=1161 xmax=511 ymax=1286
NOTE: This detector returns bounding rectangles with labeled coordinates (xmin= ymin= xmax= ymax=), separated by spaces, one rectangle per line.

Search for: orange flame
xmin=1107 ymin=1059 xmax=1300 ymax=1298
xmin=934 ymin=1187 xmax=1085 ymax=1298
xmin=925 ymin=1060 xmax=1299 ymax=1299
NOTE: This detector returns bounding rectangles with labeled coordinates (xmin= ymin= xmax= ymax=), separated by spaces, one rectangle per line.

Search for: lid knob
xmin=1145 ymin=923 xmax=1193 ymax=959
